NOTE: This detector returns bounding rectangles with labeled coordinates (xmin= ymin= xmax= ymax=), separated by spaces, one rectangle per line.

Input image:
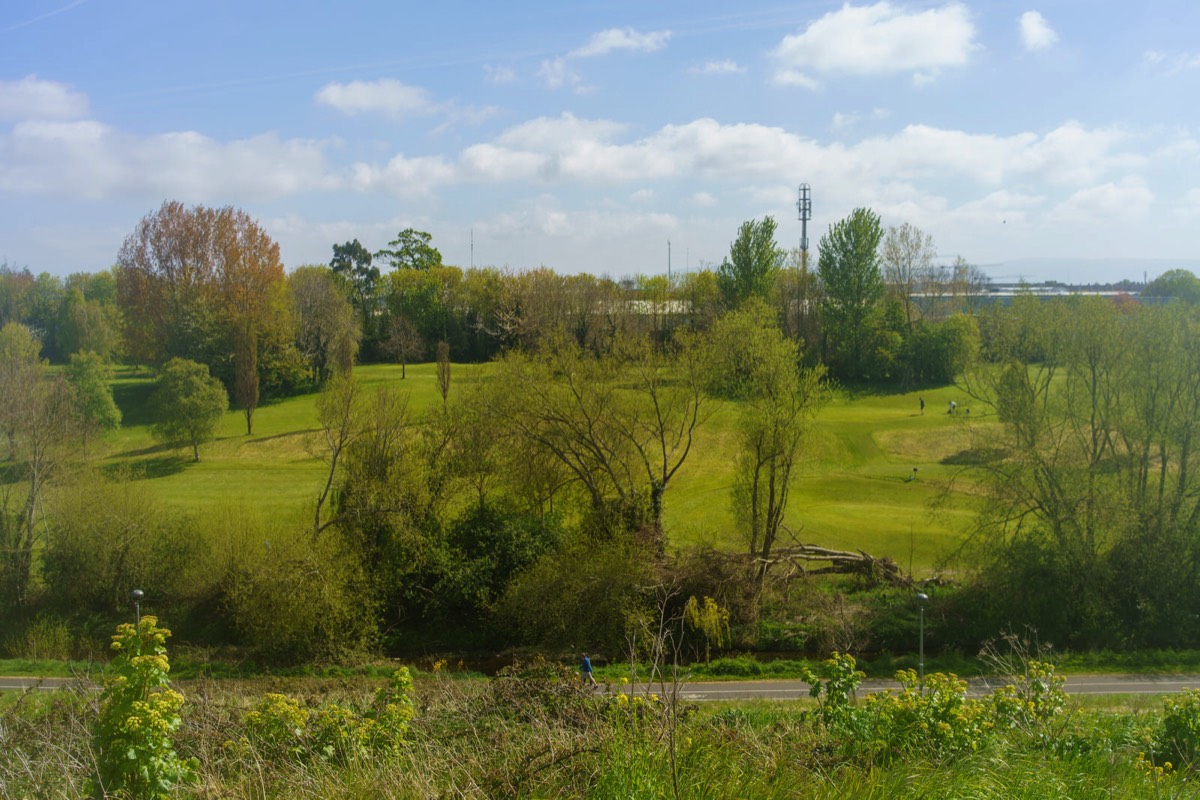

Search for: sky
xmin=2 ymin=0 xmax=1199 ymax=284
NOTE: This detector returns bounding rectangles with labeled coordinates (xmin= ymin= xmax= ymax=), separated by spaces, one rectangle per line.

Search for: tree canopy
xmin=717 ymin=216 xmax=784 ymax=308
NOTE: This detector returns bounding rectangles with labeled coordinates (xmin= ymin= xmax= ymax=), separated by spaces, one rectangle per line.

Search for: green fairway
xmin=98 ymin=364 xmax=988 ymax=574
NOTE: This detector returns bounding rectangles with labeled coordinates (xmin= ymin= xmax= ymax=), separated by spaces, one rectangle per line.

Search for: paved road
xmin=6 ymin=674 xmax=1200 ymax=700
xmin=606 ymin=674 xmax=1200 ymax=702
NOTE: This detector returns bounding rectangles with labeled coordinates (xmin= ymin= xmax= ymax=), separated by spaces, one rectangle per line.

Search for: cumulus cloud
xmin=772 ymin=1 xmax=975 ymax=88
xmin=0 ymin=75 xmax=88 ymax=122
xmin=570 ymin=27 xmax=671 ymax=58
xmin=314 ymin=79 xmax=432 ymax=119
xmin=1019 ymin=11 xmax=1059 ymax=51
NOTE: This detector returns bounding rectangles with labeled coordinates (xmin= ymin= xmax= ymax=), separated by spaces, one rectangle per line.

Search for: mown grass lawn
xmin=98 ymin=363 xmax=992 ymax=573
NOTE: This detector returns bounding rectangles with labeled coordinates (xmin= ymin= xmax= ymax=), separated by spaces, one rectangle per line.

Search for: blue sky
xmin=2 ymin=0 xmax=1198 ymax=283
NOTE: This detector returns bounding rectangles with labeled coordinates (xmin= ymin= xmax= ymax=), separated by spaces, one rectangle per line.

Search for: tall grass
xmin=1 ymin=669 xmax=1190 ymax=799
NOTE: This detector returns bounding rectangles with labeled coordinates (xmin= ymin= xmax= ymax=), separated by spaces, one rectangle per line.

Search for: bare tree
xmin=881 ymin=222 xmax=936 ymax=330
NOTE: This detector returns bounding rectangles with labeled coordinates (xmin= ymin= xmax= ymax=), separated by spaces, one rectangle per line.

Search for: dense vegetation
xmin=2 ymin=201 xmax=1200 ymax=674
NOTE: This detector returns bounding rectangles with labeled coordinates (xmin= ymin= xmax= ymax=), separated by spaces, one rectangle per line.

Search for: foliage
xmin=683 ymin=596 xmax=731 ymax=662
xmin=376 ymin=228 xmax=443 ymax=271
xmin=89 ymin=616 xmax=196 ymax=799
xmin=495 ymin=537 xmax=653 ymax=653
xmin=959 ymin=299 xmax=1200 ymax=649
xmin=1155 ymin=688 xmax=1200 ymax=769
xmin=717 ymin=216 xmax=784 ymax=308
xmin=42 ymin=475 xmax=209 ymax=616
xmin=1143 ymin=268 xmax=1200 ymax=304
xmin=330 ymin=239 xmax=381 ymax=345
xmin=150 ymin=357 xmax=229 ymax=461
xmin=240 ymin=667 xmax=414 ymax=763
xmin=290 ymin=265 xmax=359 ymax=385
xmin=801 ymin=651 xmax=1068 ymax=763
xmin=66 ymin=349 xmax=122 ymax=443
xmin=223 ymin=525 xmax=377 ymax=664
xmin=818 ymin=207 xmax=886 ymax=380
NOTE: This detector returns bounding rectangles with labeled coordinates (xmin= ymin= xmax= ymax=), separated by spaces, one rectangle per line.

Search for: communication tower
xmin=797 ymin=183 xmax=812 ymax=269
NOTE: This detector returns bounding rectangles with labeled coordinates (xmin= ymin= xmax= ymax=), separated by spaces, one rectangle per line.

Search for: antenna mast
xmin=797 ymin=183 xmax=812 ymax=269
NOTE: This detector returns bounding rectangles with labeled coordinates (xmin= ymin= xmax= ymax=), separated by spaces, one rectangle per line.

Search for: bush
xmin=240 ymin=667 xmax=415 ymax=763
xmin=223 ymin=526 xmax=377 ymax=664
xmin=495 ymin=536 xmax=652 ymax=653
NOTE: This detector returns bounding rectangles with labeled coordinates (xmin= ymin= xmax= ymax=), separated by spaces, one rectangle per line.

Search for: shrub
xmin=1155 ymin=688 xmax=1200 ymax=769
xmin=223 ymin=525 xmax=376 ymax=664
xmin=88 ymin=617 xmax=196 ymax=799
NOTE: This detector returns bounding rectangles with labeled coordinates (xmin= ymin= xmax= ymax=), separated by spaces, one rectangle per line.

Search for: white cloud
xmin=484 ymin=65 xmax=517 ymax=85
xmin=348 ymin=152 xmax=455 ymax=195
xmin=772 ymin=69 xmax=821 ymax=90
xmin=538 ymin=57 xmax=584 ymax=91
xmin=1143 ymin=49 xmax=1200 ymax=75
xmin=0 ymin=120 xmax=336 ymax=200
xmin=832 ymin=112 xmax=859 ymax=129
xmin=1019 ymin=11 xmax=1059 ymax=52
xmin=314 ymin=79 xmax=432 ymax=119
xmin=0 ymin=75 xmax=88 ymax=122
xmin=1049 ymin=178 xmax=1153 ymax=223
xmin=690 ymin=191 xmax=717 ymax=207
xmin=570 ymin=27 xmax=671 ymax=58
xmin=772 ymin=2 xmax=975 ymax=89
xmin=691 ymin=59 xmax=744 ymax=75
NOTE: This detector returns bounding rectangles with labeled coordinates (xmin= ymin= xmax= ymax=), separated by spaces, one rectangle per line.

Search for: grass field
xmin=96 ymin=363 xmax=992 ymax=574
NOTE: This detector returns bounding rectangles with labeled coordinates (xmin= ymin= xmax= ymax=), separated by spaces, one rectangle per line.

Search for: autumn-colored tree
xmin=115 ymin=202 xmax=285 ymax=433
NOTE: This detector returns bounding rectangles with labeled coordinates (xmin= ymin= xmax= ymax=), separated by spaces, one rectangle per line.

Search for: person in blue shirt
xmin=580 ymin=653 xmax=597 ymax=686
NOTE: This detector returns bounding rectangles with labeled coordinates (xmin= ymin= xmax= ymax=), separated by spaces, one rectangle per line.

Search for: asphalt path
xmin=5 ymin=674 xmax=1200 ymax=700
xmin=605 ymin=674 xmax=1200 ymax=702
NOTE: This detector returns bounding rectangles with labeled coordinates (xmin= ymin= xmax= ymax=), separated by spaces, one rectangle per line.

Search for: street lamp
xmin=916 ymin=592 xmax=929 ymax=690
xmin=131 ymin=588 xmax=144 ymax=626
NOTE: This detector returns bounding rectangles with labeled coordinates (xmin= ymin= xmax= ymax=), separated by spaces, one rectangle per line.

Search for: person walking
xmin=919 ymin=397 xmax=925 ymax=415
xmin=580 ymin=653 xmax=598 ymax=687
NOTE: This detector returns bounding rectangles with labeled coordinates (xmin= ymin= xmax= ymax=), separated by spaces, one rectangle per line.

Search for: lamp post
xmin=131 ymin=588 xmax=144 ymax=626
xmin=916 ymin=591 xmax=929 ymax=690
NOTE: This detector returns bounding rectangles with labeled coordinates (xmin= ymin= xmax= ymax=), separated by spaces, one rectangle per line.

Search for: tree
xmin=330 ymin=239 xmax=381 ymax=344
xmin=818 ymin=207 xmax=886 ymax=380
xmin=717 ymin=216 xmax=784 ymax=308
xmin=0 ymin=322 xmax=80 ymax=607
xmin=214 ymin=207 xmax=286 ymax=435
xmin=1144 ymin=269 xmax=1200 ymax=305
xmin=487 ymin=331 xmax=705 ymax=547
xmin=290 ymin=266 xmax=359 ymax=384
xmin=66 ymin=350 xmax=122 ymax=452
xmin=960 ymin=299 xmax=1200 ymax=648
xmin=881 ymin=222 xmax=936 ymax=330
xmin=774 ymin=247 xmax=823 ymax=350
xmin=703 ymin=302 xmax=826 ymax=576
xmin=381 ymin=315 xmax=424 ymax=378
xmin=151 ymin=358 xmax=228 ymax=462
xmin=115 ymin=201 xmax=287 ymax=431
xmin=376 ymin=228 xmax=443 ymax=272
